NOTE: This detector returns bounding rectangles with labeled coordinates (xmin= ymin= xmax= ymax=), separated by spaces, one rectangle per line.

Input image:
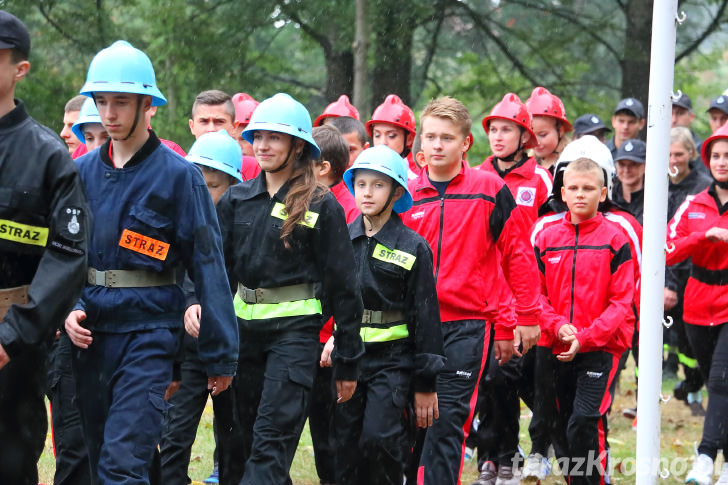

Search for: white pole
xmin=635 ymin=1 xmax=677 ymax=484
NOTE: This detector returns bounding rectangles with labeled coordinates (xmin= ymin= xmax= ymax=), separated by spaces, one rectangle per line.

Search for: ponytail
xmin=280 ymin=150 xmax=326 ymax=248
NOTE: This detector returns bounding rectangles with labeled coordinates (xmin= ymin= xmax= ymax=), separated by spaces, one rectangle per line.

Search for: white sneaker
xmin=495 ymin=465 xmax=521 ymax=485
xmin=523 ymin=453 xmax=551 ymax=482
xmin=472 ymin=461 xmax=497 ymax=485
xmin=685 ymin=454 xmax=714 ymax=485
xmin=715 ymin=463 xmax=728 ymax=485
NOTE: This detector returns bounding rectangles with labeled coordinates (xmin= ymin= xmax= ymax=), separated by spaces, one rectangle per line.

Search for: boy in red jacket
xmin=534 ymin=158 xmax=634 ymax=485
xmin=402 ymin=96 xmax=541 ymax=484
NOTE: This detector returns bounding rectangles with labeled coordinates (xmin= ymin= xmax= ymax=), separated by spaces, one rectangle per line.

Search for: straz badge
xmin=119 ymin=229 xmax=170 ymax=261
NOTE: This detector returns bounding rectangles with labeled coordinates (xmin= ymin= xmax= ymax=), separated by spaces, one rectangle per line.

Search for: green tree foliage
xmin=5 ymin=0 xmax=728 ymax=162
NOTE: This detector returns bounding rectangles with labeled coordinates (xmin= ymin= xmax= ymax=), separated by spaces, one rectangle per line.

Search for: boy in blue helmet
xmin=159 ymin=129 xmax=242 ymax=485
xmin=328 ymin=145 xmax=445 ymax=485
xmin=72 ymin=97 xmax=109 ymax=152
xmin=64 ymin=40 xmax=238 ymax=484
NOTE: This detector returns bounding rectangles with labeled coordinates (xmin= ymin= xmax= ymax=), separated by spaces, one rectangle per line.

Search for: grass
xmin=37 ymin=357 xmax=709 ymax=484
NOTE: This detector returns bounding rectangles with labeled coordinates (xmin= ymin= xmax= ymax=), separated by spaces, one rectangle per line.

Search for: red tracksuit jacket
xmin=479 ymin=156 xmax=553 ymax=224
xmin=535 ymin=212 xmax=635 ymax=356
xmin=401 ymin=161 xmax=541 ymax=340
xmin=666 ymin=187 xmax=728 ymax=326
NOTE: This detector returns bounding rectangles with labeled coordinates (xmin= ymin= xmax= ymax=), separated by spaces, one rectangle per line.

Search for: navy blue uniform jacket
xmin=74 ymin=132 xmax=238 ymax=377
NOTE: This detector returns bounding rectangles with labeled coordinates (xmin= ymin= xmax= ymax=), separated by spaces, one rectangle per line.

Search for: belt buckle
xmin=361 ymin=310 xmax=371 ymax=324
xmin=90 ymin=269 xmax=107 ymax=287
xmin=243 ymin=287 xmax=257 ymax=304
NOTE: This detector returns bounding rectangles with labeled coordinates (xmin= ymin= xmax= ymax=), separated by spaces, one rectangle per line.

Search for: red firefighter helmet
xmin=232 ymin=93 xmax=259 ymax=126
xmin=366 ymin=94 xmax=417 ymax=148
xmin=482 ymin=93 xmax=536 ymax=149
xmin=314 ymin=94 xmax=360 ymax=127
xmin=525 ymin=87 xmax=573 ymax=133
xmin=701 ymin=121 xmax=728 ymax=168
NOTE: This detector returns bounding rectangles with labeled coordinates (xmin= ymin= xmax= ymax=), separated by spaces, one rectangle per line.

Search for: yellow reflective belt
xmin=360 ymin=324 xmax=409 ymax=343
xmin=0 ymin=218 xmax=49 ymax=247
xmin=233 ymin=292 xmax=322 ymax=320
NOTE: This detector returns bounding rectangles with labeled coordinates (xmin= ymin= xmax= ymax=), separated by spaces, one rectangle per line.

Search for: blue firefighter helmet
xmin=241 ymin=93 xmax=320 ymax=159
xmin=343 ymin=145 xmax=413 ymax=213
xmin=186 ymin=130 xmax=243 ymax=182
xmin=80 ymin=40 xmax=167 ymax=106
xmin=71 ymin=97 xmax=103 ymax=144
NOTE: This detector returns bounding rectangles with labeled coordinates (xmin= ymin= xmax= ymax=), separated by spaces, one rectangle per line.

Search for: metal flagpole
xmin=635 ymin=1 xmax=679 ymax=484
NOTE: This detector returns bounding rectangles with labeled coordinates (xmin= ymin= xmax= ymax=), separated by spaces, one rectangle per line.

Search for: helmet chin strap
xmin=123 ymin=94 xmax=145 ymax=141
xmin=265 ymin=143 xmax=297 ymax=173
xmin=363 ymin=186 xmax=396 ymax=231
xmin=713 ymin=177 xmax=728 ymax=190
xmin=400 ymin=133 xmax=411 ymax=158
xmin=498 ymin=129 xmax=526 ymax=163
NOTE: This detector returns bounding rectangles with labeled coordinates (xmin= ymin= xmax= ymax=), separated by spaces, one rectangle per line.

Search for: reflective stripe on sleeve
xmin=233 ymin=292 xmax=322 ymax=320
xmin=0 ymin=219 xmax=49 ymax=247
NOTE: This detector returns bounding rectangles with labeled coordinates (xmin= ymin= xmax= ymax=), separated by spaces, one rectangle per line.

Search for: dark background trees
xmin=7 ymin=0 xmax=728 ymax=161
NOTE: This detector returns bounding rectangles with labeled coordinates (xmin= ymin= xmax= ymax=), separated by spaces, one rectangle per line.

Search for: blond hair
xmin=563 ymin=157 xmax=605 ymax=187
xmin=670 ymin=126 xmax=697 ymax=160
xmin=420 ymin=96 xmax=472 ymax=137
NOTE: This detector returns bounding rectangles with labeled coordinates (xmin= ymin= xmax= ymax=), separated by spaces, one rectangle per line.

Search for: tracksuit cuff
xmin=413 ymin=375 xmax=438 ymax=393
xmin=206 ymin=361 xmax=237 ymax=377
xmin=516 ymin=314 xmax=539 ymax=327
xmin=333 ymin=361 xmax=359 ymax=381
xmin=494 ymin=327 xmax=515 ymax=341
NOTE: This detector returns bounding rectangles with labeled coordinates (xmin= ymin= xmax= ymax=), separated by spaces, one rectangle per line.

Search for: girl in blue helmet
xmin=328 ymin=145 xmax=445 ymax=485
xmin=215 ymin=92 xmax=365 ymax=484
xmin=65 ymin=40 xmax=239 ymax=484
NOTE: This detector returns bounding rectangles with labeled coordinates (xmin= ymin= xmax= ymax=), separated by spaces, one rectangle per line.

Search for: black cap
xmin=0 ymin=11 xmax=30 ymax=58
xmin=615 ymin=139 xmax=646 ymax=163
xmin=707 ymin=95 xmax=728 ymax=115
xmin=672 ymin=92 xmax=692 ymax=111
xmin=614 ymin=98 xmax=645 ymax=119
xmin=573 ymin=114 xmax=612 ymax=136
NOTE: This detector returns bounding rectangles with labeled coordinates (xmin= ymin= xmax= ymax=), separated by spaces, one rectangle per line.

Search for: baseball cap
xmin=615 ymin=139 xmax=646 ymax=163
xmin=573 ymin=114 xmax=612 ymax=136
xmin=707 ymin=95 xmax=728 ymax=115
xmin=672 ymin=92 xmax=692 ymax=111
xmin=614 ymin=98 xmax=645 ymax=119
xmin=0 ymin=11 xmax=30 ymax=58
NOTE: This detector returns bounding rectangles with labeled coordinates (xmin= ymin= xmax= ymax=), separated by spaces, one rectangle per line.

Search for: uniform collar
xmin=241 ymin=171 xmax=292 ymax=202
xmin=708 ymin=184 xmax=728 ymax=215
xmin=100 ymin=129 xmax=161 ymax=169
xmin=350 ymin=213 xmax=404 ymax=248
xmin=490 ymin=154 xmax=530 ymax=178
xmin=0 ymin=99 xmax=28 ymax=130
xmin=563 ymin=211 xmax=604 ymax=234
xmin=414 ymin=160 xmax=468 ymax=193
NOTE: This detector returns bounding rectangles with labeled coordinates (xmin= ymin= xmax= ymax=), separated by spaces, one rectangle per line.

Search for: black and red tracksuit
xmin=535 ymin=212 xmax=634 ymax=485
xmin=402 ymin=161 xmax=541 ymax=485
xmin=479 ymin=155 xmax=553 ymax=224
xmin=470 ymin=155 xmax=552 ymax=471
xmin=666 ymin=185 xmax=728 ymax=461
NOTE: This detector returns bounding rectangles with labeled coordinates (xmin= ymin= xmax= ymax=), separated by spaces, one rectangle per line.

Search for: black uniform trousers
xmin=419 ymin=319 xmax=488 ymax=485
xmin=685 ymin=322 xmax=728 ymax=461
xmin=307 ymin=341 xmax=337 ymax=484
xmin=0 ymin=341 xmax=47 ymax=485
xmin=335 ymin=341 xmax=412 ymax=485
xmin=467 ymin=349 xmax=522 ymax=469
xmin=47 ymin=333 xmax=92 ymax=485
xmin=159 ymin=357 xmax=234 ymax=485
xmin=527 ymin=345 xmax=558 ymax=457
xmin=552 ymin=351 xmax=617 ymax=485
xmin=223 ymin=327 xmax=319 ymax=485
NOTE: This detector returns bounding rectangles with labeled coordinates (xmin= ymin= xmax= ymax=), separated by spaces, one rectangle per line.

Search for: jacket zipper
xmin=434 ymin=196 xmax=445 ymax=281
xmin=570 ymin=225 xmax=578 ymax=323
